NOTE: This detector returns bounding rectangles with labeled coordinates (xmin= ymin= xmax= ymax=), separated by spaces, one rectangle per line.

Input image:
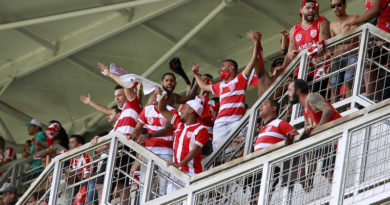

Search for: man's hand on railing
xmin=299 ymin=128 xmax=313 ymax=141
xmin=167 ymin=160 xmax=181 ymax=168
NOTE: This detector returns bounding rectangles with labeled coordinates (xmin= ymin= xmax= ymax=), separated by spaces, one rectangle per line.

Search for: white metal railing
xmin=204 ymin=23 xmax=390 ymax=170
xmin=146 ymin=97 xmax=390 ymax=205
xmin=17 ymin=133 xmax=190 ymax=205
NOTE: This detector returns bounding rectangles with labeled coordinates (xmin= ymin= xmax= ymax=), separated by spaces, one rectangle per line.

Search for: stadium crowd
xmin=1 ymin=0 xmax=390 ymax=204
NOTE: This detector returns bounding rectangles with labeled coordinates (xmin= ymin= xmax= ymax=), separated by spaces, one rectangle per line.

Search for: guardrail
xmin=17 ymin=133 xmax=190 ymax=205
xmin=146 ymin=98 xmax=390 ymax=205
xmin=204 ymin=23 xmax=390 ymax=171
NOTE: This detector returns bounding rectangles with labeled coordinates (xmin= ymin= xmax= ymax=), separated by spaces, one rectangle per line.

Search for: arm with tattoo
xmin=308 ymin=94 xmax=333 ymax=126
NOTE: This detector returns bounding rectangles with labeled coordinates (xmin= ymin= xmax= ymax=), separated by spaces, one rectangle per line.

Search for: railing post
xmin=187 ymin=191 xmax=194 ymax=205
xmin=329 ymin=129 xmax=350 ymax=204
xmin=141 ymin=159 xmax=154 ymax=204
xmin=352 ymin=25 xmax=370 ymax=108
xmin=258 ymin=162 xmax=269 ymax=205
xmin=244 ymin=105 xmax=258 ymax=155
xmin=10 ymin=164 xmax=17 ymax=185
xmin=48 ymin=160 xmax=61 ymax=204
xmin=101 ymin=136 xmax=118 ymax=203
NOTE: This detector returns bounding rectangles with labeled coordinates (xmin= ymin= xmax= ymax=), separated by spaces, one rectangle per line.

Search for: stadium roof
xmin=0 ymin=0 xmax=364 ymax=145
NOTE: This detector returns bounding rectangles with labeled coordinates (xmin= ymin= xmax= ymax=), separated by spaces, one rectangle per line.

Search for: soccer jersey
xmin=303 ymin=94 xmax=342 ymax=127
xmin=114 ymin=96 xmax=142 ymax=136
xmin=0 ymin=147 xmax=16 ymax=163
xmin=366 ymin=0 xmax=390 ymax=32
xmin=211 ymin=72 xmax=248 ymax=125
xmin=254 ymin=119 xmax=295 ymax=151
xmin=138 ymin=105 xmax=178 ymax=155
xmin=171 ymin=114 xmax=209 ymax=174
xmin=71 ymin=153 xmax=92 ymax=179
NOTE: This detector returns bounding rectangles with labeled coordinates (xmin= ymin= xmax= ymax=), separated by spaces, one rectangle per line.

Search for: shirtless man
xmin=329 ymin=0 xmax=359 ymax=102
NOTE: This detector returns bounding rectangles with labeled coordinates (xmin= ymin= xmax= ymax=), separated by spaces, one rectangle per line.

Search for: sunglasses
xmin=330 ymin=2 xmax=343 ymax=8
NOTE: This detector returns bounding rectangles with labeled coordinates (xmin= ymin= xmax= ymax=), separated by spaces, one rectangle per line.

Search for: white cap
xmin=186 ymin=99 xmax=203 ymax=116
xmin=26 ymin=118 xmax=42 ymax=128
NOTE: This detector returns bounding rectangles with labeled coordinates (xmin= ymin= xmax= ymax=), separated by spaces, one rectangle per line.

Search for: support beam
xmin=142 ymin=22 xmax=219 ymax=67
xmin=240 ymin=0 xmax=292 ymax=29
xmin=0 ymin=0 xmax=170 ymax=31
xmin=0 ymin=0 xmax=190 ymax=87
xmin=142 ymin=0 xmax=231 ymax=78
xmin=0 ymin=117 xmax=15 ymax=143
xmin=15 ymin=28 xmax=58 ymax=51
xmin=0 ymin=102 xmax=32 ymax=124
xmin=0 ymin=78 xmax=14 ymax=97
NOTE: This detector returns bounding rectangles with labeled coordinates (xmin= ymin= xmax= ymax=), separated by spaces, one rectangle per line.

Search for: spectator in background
xmin=48 ymin=120 xmax=69 ymax=150
xmin=22 ymin=119 xmax=47 ymax=177
xmin=192 ymin=30 xmax=261 ymax=150
xmin=0 ymin=183 xmax=17 ymax=205
xmin=255 ymin=58 xmax=285 ymax=99
xmin=0 ymin=137 xmax=16 ymax=166
xmin=160 ymin=72 xmax=197 ymax=107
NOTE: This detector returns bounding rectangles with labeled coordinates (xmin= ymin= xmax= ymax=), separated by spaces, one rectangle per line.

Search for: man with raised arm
xmin=329 ymin=0 xmax=359 ymax=103
xmin=192 ymin=31 xmax=261 ymax=150
xmin=274 ymin=0 xmax=331 ymax=78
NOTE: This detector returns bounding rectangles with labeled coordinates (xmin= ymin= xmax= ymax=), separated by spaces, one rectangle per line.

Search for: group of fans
xmin=1 ymin=0 xmax=390 ymax=204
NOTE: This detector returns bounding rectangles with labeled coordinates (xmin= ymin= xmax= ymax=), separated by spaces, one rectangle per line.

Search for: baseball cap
xmin=25 ymin=118 xmax=42 ymax=128
xmin=300 ymin=0 xmax=319 ymax=17
xmin=186 ymin=99 xmax=203 ymax=116
xmin=0 ymin=183 xmax=17 ymax=194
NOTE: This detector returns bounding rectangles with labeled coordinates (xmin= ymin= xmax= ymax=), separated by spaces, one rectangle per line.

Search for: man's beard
xmin=289 ymin=93 xmax=299 ymax=105
xmin=303 ymin=14 xmax=315 ymax=23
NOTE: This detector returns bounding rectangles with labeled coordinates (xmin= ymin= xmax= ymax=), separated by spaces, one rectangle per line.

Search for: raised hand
xmin=288 ymin=50 xmax=300 ymax=60
xmin=98 ymin=63 xmax=110 ymax=76
xmin=80 ymin=94 xmax=91 ymax=104
xmin=192 ymin=62 xmax=199 ymax=75
xmin=279 ymin=30 xmax=289 ymax=37
xmin=247 ymin=30 xmax=260 ymax=42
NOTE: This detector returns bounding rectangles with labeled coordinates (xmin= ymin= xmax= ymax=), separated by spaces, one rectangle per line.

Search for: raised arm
xmin=80 ymin=94 xmax=111 ymax=115
xmin=242 ymin=31 xmax=261 ymax=78
xmin=98 ymin=63 xmax=137 ymax=101
xmin=157 ymin=90 xmax=174 ymax=123
xmin=344 ymin=0 xmax=381 ymax=28
xmin=192 ymin=63 xmax=212 ymax=93
xmin=308 ymin=93 xmax=334 ymax=126
xmin=274 ymin=28 xmax=299 ymax=77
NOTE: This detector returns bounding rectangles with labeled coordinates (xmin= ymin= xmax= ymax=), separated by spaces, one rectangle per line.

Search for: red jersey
xmin=138 ymin=105 xmax=177 ymax=155
xmin=0 ymin=147 xmax=16 ymax=163
xmin=171 ymin=114 xmax=210 ymax=175
xmin=211 ymin=72 xmax=248 ymax=125
xmin=303 ymin=94 xmax=342 ymax=127
xmin=196 ymin=94 xmax=219 ymax=132
xmin=114 ymin=97 xmax=142 ymax=136
xmin=292 ymin=17 xmax=324 ymax=77
xmin=62 ymin=150 xmax=92 ymax=179
xmin=366 ymin=0 xmax=390 ymax=32
xmin=254 ymin=119 xmax=295 ymax=152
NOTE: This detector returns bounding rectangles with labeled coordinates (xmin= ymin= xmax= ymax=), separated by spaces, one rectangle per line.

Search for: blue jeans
xmin=330 ymin=55 xmax=357 ymax=87
xmin=85 ymin=178 xmax=98 ymax=204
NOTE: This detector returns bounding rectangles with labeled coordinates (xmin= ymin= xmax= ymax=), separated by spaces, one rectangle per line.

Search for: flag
xmin=45 ymin=123 xmax=61 ymax=150
xmin=109 ymin=63 xmax=128 ymax=76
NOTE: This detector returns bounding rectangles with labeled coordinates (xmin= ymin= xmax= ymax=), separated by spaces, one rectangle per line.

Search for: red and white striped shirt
xmin=254 ymin=119 xmax=295 ymax=151
xmin=171 ymin=114 xmax=210 ymax=175
xmin=138 ymin=105 xmax=178 ymax=155
xmin=114 ymin=97 xmax=142 ymax=136
xmin=211 ymin=72 xmax=248 ymax=124
xmin=71 ymin=153 xmax=92 ymax=179
xmin=195 ymin=95 xmax=219 ymax=136
xmin=0 ymin=147 xmax=16 ymax=163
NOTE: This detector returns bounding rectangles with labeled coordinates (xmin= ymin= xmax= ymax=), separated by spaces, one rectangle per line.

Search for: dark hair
xmin=161 ymin=72 xmax=176 ymax=81
xmin=330 ymin=0 xmax=345 ymax=2
xmin=70 ymin=135 xmax=85 ymax=145
xmin=202 ymin=73 xmax=214 ymax=79
xmin=115 ymin=85 xmax=123 ymax=90
xmin=271 ymin=58 xmax=284 ymax=68
xmin=267 ymin=98 xmax=280 ymax=116
xmin=293 ymin=79 xmax=309 ymax=94
xmin=223 ymin=59 xmax=238 ymax=73
xmin=111 ymin=105 xmax=121 ymax=114
xmin=0 ymin=136 xmax=4 ymax=144
xmin=49 ymin=120 xmax=69 ymax=149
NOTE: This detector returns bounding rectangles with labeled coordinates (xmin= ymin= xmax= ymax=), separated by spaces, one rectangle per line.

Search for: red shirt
xmin=254 ymin=119 xmax=295 ymax=151
xmin=211 ymin=72 xmax=248 ymax=125
xmin=365 ymin=0 xmax=390 ymax=32
xmin=292 ymin=17 xmax=324 ymax=77
xmin=196 ymin=94 xmax=219 ymax=134
xmin=62 ymin=150 xmax=92 ymax=179
xmin=0 ymin=147 xmax=16 ymax=163
xmin=303 ymin=94 xmax=342 ymax=127
xmin=138 ymin=105 xmax=177 ymax=155
xmin=171 ymin=114 xmax=210 ymax=175
xmin=114 ymin=97 xmax=142 ymax=136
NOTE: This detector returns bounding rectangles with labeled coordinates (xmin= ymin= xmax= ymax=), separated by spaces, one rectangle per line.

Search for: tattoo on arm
xmin=308 ymin=94 xmax=333 ymax=125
